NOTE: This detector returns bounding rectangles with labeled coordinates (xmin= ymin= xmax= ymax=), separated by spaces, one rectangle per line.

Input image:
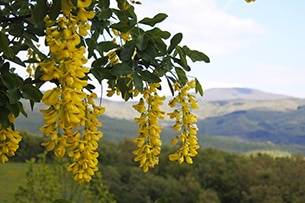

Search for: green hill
xmin=14 ymin=88 xmax=305 ymax=154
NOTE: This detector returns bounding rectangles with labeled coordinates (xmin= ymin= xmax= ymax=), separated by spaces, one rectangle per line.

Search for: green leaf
xmin=10 ymin=55 xmax=26 ymax=67
xmin=172 ymin=57 xmax=190 ymax=71
xmin=98 ymin=8 xmax=112 ymax=20
xmin=32 ymin=0 xmax=48 ymax=26
xmin=97 ymin=41 xmax=119 ymax=53
xmin=49 ymin=0 xmax=61 ymax=20
xmin=153 ymin=38 xmax=167 ymax=55
xmin=182 ymin=45 xmax=210 ymax=63
xmin=18 ymin=101 xmax=27 ymax=117
xmin=175 ymin=67 xmax=187 ymax=85
xmin=136 ymin=34 xmax=148 ymax=51
xmin=92 ymin=57 xmax=108 ymax=68
xmin=85 ymin=38 xmax=97 ymax=58
xmin=0 ymin=32 xmax=14 ymax=58
xmin=120 ymin=44 xmax=135 ymax=61
xmin=195 ymin=78 xmax=204 ymax=96
xmin=117 ymin=78 xmax=132 ymax=101
xmin=166 ymin=76 xmax=174 ymax=96
xmin=1 ymin=73 xmax=23 ymax=89
xmin=0 ymin=106 xmax=10 ymax=126
xmin=99 ymin=0 xmax=110 ymax=8
xmin=91 ymin=67 xmax=115 ymax=82
xmin=5 ymin=102 xmax=20 ymax=117
xmin=131 ymin=72 xmax=143 ymax=92
xmin=0 ymin=90 xmax=8 ymax=106
xmin=20 ymin=84 xmax=42 ymax=102
xmin=7 ymin=88 xmax=21 ymax=104
xmin=139 ymin=70 xmax=161 ymax=83
xmin=168 ymin=33 xmax=183 ymax=54
xmin=111 ymin=63 xmax=132 ymax=76
xmin=175 ymin=46 xmax=189 ymax=71
xmin=9 ymin=23 xmax=24 ymax=37
xmin=137 ymin=44 xmax=157 ymax=61
xmin=147 ymin=28 xmax=170 ymax=39
xmin=0 ymin=62 xmax=9 ymax=73
xmin=155 ymin=197 xmax=167 ymax=203
xmin=139 ymin=13 xmax=168 ymax=27
xmin=110 ymin=21 xmax=135 ymax=33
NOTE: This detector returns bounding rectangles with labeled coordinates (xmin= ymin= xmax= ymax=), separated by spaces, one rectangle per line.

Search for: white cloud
xmin=136 ymin=0 xmax=265 ymax=55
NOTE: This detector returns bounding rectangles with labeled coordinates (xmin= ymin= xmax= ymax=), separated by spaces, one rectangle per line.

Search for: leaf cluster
xmin=0 ymin=0 xmax=209 ymax=128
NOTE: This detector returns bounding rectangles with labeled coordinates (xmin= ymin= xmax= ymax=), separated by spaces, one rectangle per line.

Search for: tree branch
xmin=0 ymin=14 xmax=31 ymax=23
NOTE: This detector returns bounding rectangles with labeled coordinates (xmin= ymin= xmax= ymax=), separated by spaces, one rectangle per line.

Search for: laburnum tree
xmin=0 ymin=0 xmax=253 ymax=183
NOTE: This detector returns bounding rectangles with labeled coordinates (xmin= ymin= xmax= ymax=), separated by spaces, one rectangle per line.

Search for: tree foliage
xmin=0 ymin=0 xmax=209 ymax=182
xmin=13 ymin=138 xmax=305 ymax=203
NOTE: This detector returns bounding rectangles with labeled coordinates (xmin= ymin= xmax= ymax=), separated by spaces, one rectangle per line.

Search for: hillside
xmin=15 ymin=87 xmax=305 ymax=151
xmin=200 ymin=87 xmax=294 ymax=101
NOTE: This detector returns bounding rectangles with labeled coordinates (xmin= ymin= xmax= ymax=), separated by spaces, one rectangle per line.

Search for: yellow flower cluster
xmin=39 ymin=0 xmax=104 ymax=182
xmin=132 ymin=83 xmax=166 ymax=172
xmin=245 ymin=0 xmax=256 ymax=3
xmin=0 ymin=123 xmax=22 ymax=163
xmin=168 ymin=80 xmax=200 ymax=164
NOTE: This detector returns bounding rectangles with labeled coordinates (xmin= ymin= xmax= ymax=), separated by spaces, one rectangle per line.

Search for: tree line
xmin=11 ymin=131 xmax=305 ymax=203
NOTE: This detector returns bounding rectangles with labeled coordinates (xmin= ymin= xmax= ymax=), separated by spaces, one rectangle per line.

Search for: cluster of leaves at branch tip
xmin=0 ymin=0 xmax=211 ymax=182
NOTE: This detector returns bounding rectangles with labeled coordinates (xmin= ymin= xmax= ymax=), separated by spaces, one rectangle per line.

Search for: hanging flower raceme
xmin=132 ymin=83 xmax=166 ymax=172
xmin=168 ymin=80 xmax=200 ymax=164
xmin=0 ymin=117 xmax=22 ymax=163
xmin=39 ymin=0 xmax=104 ymax=183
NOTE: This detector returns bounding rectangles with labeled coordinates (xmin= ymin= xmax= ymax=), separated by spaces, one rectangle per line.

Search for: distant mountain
xmin=200 ymin=88 xmax=294 ymax=101
xmin=197 ymin=106 xmax=305 ymax=145
xmin=15 ymin=87 xmax=305 ymax=148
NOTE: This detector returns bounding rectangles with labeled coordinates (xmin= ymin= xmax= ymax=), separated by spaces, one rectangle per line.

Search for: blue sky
xmin=135 ymin=0 xmax=305 ymax=98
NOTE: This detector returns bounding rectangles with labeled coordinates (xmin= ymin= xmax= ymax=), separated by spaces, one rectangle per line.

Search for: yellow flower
xmin=77 ymin=8 xmax=95 ymax=21
xmin=132 ymin=98 xmax=146 ymax=113
xmin=77 ymin=0 xmax=92 ymax=8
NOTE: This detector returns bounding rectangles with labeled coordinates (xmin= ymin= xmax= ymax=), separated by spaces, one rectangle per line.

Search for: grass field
xmin=0 ymin=162 xmax=27 ymax=202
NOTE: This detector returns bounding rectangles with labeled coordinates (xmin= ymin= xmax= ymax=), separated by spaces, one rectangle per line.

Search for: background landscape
xmin=2 ymin=87 xmax=305 ymax=202
xmin=16 ymin=87 xmax=305 ymax=155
